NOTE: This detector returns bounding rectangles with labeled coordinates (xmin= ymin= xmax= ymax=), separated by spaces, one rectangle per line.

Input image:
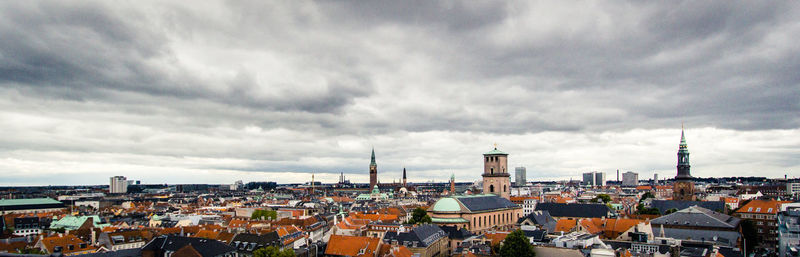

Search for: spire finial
xmin=493 ymin=142 xmax=497 ymax=149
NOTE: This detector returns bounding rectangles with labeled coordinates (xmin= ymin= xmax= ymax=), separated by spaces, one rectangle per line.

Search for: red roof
xmin=325 ymin=235 xmax=381 ymax=257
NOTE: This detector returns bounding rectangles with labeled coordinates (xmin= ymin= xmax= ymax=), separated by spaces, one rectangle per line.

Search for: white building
xmin=522 ymin=198 xmax=538 ymax=215
xmin=788 ymin=183 xmax=800 ymax=199
xmin=109 ymin=176 xmax=127 ymax=194
xmin=622 ymin=171 xmax=638 ymax=186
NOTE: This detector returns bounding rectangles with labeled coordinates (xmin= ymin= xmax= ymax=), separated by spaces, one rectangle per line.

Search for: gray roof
xmin=383 ymin=224 xmax=447 ymax=247
xmin=230 ymin=232 xmax=281 ymax=253
xmin=455 ymin=195 xmax=518 ymax=212
xmin=652 ymin=227 xmax=740 ymax=247
xmin=518 ymin=210 xmax=557 ymax=232
xmin=650 ymin=200 xmax=725 ymax=214
xmin=143 ymin=236 xmax=236 ymax=257
xmin=651 ymin=206 xmax=740 ymax=229
xmin=534 ymin=203 xmax=611 ymax=218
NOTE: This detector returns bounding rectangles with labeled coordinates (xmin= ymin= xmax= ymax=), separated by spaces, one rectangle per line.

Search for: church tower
xmin=402 ymin=167 xmax=407 ymax=188
xmin=482 ymin=145 xmax=511 ymax=200
xmin=450 ymin=173 xmax=455 ymax=194
xmin=672 ymin=127 xmax=696 ymax=201
xmin=369 ymin=148 xmax=378 ymax=189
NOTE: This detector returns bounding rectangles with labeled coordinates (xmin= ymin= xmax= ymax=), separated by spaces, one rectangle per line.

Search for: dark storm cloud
xmin=0 ymin=1 xmax=798 ymax=185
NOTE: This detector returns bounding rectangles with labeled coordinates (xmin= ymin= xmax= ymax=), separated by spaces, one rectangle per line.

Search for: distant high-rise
xmin=109 ymin=176 xmax=127 ymax=194
xmin=622 ymin=171 xmax=638 ymax=186
xmin=582 ymin=171 xmax=606 ymax=187
xmin=595 ymin=172 xmax=606 ymax=187
xmin=515 ymin=167 xmax=527 ymax=186
xmin=653 ymin=173 xmax=658 ymax=185
xmin=673 ymin=126 xmax=696 ymax=201
xmin=369 ymin=148 xmax=378 ymax=189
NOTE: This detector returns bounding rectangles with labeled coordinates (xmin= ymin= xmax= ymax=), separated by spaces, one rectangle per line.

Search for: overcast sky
xmin=1 ymin=1 xmax=799 ymax=186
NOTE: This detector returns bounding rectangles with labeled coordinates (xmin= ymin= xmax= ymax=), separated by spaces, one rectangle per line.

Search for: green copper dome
xmin=484 ymin=147 xmax=508 ymax=155
xmin=431 ymin=197 xmax=461 ymax=212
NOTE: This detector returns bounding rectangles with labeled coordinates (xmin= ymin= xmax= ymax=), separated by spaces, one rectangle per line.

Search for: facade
xmin=778 ymin=203 xmax=800 ymax=257
xmin=622 ymin=171 xmax=638 ymax=186
xmin=369 ymin=149 xmax=378 ymax=190
xmin=583 ymin=171 xmax=606 ymax=187
xmin=515 ymin=167 xmax=527 ymax=186
xmin=672 ymin=128 xmax=695 ymax=201
xmin=788 ymin=183 xmax=800 ymax=199
xmin=0 ymin=198 xmax=66 ymax=215
xmin=482 ymin=147 xmax=511 ymax=200
xmin=383 ymin=224 xmax=450 ymax=257
xmin=109 ymin=176 xmax=128 ymax=194
xmin=13 ymin=217 xmax=41 ymax=236
xmin=428 ymin=194 xmax=522 ymax=234
xmin=734 ymin=199 xmax=789 ymax=253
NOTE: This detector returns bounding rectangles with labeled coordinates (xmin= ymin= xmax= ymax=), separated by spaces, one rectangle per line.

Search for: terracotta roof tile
xmin=325 ymin=235 xmax=381 ymax=257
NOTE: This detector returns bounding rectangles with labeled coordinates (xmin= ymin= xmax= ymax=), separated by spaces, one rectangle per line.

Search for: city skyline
xmin=1 ymin=1 xmax=799 ymax=186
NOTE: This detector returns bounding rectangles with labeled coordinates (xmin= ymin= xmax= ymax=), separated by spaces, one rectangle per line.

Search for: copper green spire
xmin=370 ymin=148 xmax=376 ymax=166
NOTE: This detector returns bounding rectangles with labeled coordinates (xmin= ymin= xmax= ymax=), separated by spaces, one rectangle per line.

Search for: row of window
xmin=470 ymin=212 xmax=520 ymax=229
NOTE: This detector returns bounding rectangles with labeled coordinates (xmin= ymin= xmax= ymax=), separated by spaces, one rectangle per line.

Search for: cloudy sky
xmin=1 ymin=1 xmax=799 ymax=186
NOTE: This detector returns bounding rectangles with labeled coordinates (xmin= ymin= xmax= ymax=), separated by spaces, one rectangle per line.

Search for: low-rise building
xmin=383 ymin=224 xmax=449 ymax=257
xmin=0 ymin=198 xmax=66 ymax=215
xmin=428 ymin=194 xmax=522 ymax=234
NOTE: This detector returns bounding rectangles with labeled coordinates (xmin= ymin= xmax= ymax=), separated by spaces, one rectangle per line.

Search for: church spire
xmin=370 ymin=148 xmax=376 ymax=166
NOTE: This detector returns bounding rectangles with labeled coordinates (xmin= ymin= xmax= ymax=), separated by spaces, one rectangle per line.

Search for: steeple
xmin=370 ymin=148 xmax=376 ymax=166
xmin=676 ymin=125 xmax=691 ymax=180
xmin=402 ymin=167 xmax=407 ymax=187
xmin=369 ymin=148 xmax=378 ymax=189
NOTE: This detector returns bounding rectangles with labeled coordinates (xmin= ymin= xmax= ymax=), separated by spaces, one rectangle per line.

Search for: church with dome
xmin=429 ymin=146 xmax=522 ymax=234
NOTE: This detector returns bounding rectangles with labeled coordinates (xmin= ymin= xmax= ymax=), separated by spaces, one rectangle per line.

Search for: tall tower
xmin=369 ymin=148 xmax=378 ymax=189
xmin=450 ymin=173 xmax=455 ymax=194
xmin=482 ymin=145 xmax=511 ymax=200
xmin=672 ymin=126 xmax=696 ymax=201
xmin=402 ymin=167 xmax=407 ymax=188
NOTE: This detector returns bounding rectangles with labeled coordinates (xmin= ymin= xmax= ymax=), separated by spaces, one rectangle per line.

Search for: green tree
xmin=406 ymin=207 xmax=432 ymax=224
xmin=593 ymin=194 xmax=612 ymax=203
xmin=639 ymin=192 xmax=655 ymax=202
xmin=664 ymin=208 xmax=678 ymax=215
xmin=251 ymin=209 xmax=278 ymax=220
xmin=254 ymin=246 xmax=281 ymax=257
xmin=499 ymin=230 xmax=535 ymax=257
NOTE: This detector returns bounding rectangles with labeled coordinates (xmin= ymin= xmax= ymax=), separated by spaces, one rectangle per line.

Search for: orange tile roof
xmin=736 ymin=200 xmax=790 ymax=215
xmin=193 ymin=230 xmax=220 ymax=239
xmin=385 ymin=245 xmax=413 ymax=257
xmin=325 ymin=235 xmax=381 ymax=257
xmin=588 ymin=218 xmax=644 ymax=239
xmin=555 ymin=219 xmax=577 ymax=233
xmin=39 ymin=234 xmax=97 ymax=254
xmin=228 ymin=219 xmax=248 ymax=228
xmin=579 ymin=219 xmax=602 ymax=234
xmin=484 ymin=231 xmax=510 ymax=246
xmin=723 ymin=197 xmax=739 ymax=204
xmin=635 ymin=186 xmax=652 ymax=190
xmin=351 ymin=213 xmax=399 ymax=222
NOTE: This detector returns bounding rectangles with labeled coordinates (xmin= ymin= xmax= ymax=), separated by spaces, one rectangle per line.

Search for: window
xmin=748 ymin=207 xmax=753 ymax=212
xmin=756 ymin=208 xmax=761 ymax=212
xmin=489 ymin=185 xmax=495 ymax=192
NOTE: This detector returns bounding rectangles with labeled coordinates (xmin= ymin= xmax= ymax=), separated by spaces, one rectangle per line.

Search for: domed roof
xmin=431 ymin=197 xmax=462 ymax=212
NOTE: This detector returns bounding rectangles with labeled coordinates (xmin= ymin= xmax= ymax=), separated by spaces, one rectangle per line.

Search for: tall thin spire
xmin=402 ymin=167 xmax=406 ymax=179
xmin=370 ymin=148 xmax=376 ymax=166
